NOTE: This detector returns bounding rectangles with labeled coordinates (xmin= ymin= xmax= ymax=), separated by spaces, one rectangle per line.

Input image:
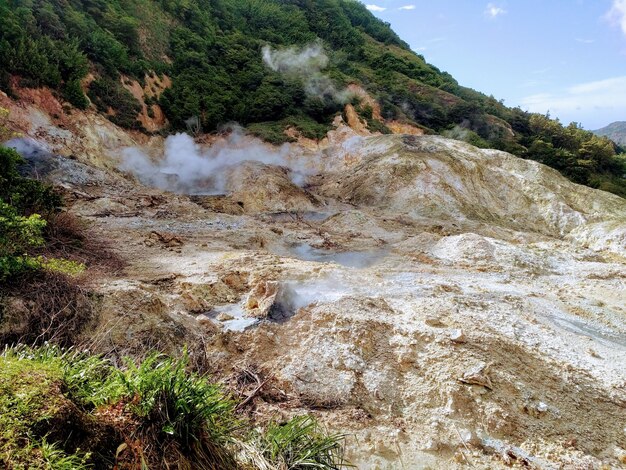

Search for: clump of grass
xmin=0 ymin=346 xmax=350 ymax=469
xmin=0 ymin=350 xmax=93 ymax=469
xmin=37 ymin=256 xmax=86 ymax=276
xmin=1 ymin=346 xmax=238 ymax=468
xmin=6 ymin=345 xmax=120 ymax=408
xmin=255 ymin=416 xmax=349 ymax=469
xmin=115 ymin=353 xmax=237 ymax=446
xmin=38 ymin=440 xmax=92 ymax=470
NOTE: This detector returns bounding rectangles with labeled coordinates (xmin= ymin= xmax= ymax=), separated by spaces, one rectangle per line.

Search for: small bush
xmin=284 ymin=115 xmax=334 ymax=141
xmin=248 ymin=121 xmax=296 ymax=145
xmin=0 ymin=107 xmax=18 ymax=141
xmin=0 ymin=200 xmax=47 ymax=281
xmin=366 ymin=118 xmax=391 ymax=135
xmin=0 ymin=146 xmax=62 ymax=215
xmin=63 ymin=79 xmax=90 ymax=110
xmin=88 ymin=77 xmax=142 ymax=129
xmin=37 ymin=256 xmax=86 ymax=275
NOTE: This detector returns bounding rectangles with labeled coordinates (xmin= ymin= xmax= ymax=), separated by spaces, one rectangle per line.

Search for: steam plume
xmin=119 ymin=127 xmax=315 ymax=194
xmin=262 ymin=43 xmax=351 ymax=102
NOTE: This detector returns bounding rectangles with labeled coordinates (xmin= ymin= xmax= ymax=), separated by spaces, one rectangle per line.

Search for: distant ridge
xmin=593 ymin=122 xmax=626 ymax=147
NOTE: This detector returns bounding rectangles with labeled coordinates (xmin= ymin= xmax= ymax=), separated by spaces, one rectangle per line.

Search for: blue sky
xmin=361 ymin=0 xmax=626 ymax=129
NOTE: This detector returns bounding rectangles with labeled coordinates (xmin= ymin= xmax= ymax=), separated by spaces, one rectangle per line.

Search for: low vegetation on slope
xmin=0 ymin=128 xmax=102 ymax=347
xmin=0 ymin=144 xmax=64 ymax=282
xmin=0 ymin=0 xmax=625 ymax=196
xmin=0 ymin=346 xmax=348 ymax=469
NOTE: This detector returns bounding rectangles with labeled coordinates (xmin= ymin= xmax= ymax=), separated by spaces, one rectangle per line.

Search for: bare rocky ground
xmin=5 ymin=97 xmax=626 ymax=469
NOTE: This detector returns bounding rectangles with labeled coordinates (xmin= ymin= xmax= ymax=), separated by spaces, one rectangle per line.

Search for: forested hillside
xmin=1 ymin=0 xmax=625 ymax=196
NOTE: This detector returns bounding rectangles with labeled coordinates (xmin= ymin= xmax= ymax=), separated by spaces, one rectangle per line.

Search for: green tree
xmin=63 ymin=79 xmax=90 ymax=110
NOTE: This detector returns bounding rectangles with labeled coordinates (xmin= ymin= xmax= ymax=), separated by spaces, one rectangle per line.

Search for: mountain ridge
xmin=594 ymin=121 xmax=626 ymax=147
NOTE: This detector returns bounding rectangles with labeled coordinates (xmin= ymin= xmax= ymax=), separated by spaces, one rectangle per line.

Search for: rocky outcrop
xmin=318 ymin=134 xmax=626 ymax=249
xmin=224 ymin=162 xmax=319 ymax=214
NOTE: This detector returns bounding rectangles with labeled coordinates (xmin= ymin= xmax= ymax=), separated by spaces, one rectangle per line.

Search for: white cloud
xmin=520 ymin=79 xmax=542 ymax=88
xmin=399 ymin=5 xmax=416 ymax=10
xmin=569 ymin=76 xmax=626 ymax=94
xmin=520 ymin=76 xmax=626 ymax=116
xmin=366 ymin=4 xmax=386 ymax=12
xmin=607 ymin=0 xmax=626 ymax=36
xmin=531 ymin=67 xmax=551 ymax=76
xmin=484 ymin=3 xmax=506 ymax=19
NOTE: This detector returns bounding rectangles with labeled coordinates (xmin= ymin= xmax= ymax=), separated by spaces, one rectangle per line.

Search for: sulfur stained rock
xmin=217 ymin=312 xmax=235 ymax=322
xmin=245 ymin=280 xmax=280 ymax=318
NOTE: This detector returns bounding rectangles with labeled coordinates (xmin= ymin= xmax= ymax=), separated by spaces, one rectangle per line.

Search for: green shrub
xmin=0 ymin=145 xmax=63 ymax=280
xmin=63 ymin=79 xmax=90 ymax=110
xmin=0 ymin=351 xmax=92 ymax=469
xmin=248 ymin=121 xmax=296 ymax=145
xmin=285 ymin=115 xmax=334 ymax=140
xmin=50 ymin=348 xmax=237 ymax=466
xmin=88 ymin=77 xmax=142 ymax=129
xmin=366 ymin=118 xmax=391 ymax=135
xmin=0 ymin=146 xmax=61 ymax=215
xmin=3 ymin=346 xmax=118 ymax=408
xmin=0 ymin=107 xmax=17 ymax=141
xmin=1 ymin=347 xmax=237 ymax=467
xmin=248 ymin=115 xmax=334 ymax=144
xmin=0 ymin=201 xmax=46 ymax=281
xmin=37 ymin=256 xmax=86 ymax=276
xmin=113 ymin=352 xmax=238 ymax=449
xmin=356 ymin=104 xmax=374 ymax=120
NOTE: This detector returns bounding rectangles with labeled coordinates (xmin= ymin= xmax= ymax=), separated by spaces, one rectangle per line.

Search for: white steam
xmin=119 ymin=128 xmax=315 ymax=195
xmin=262 ymin=43 xmax=329 ymax=75
xmin=262 ymin=43 xmax=351 ymax=102
xmin=4 ymin=137 xmax=51 ymax=158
